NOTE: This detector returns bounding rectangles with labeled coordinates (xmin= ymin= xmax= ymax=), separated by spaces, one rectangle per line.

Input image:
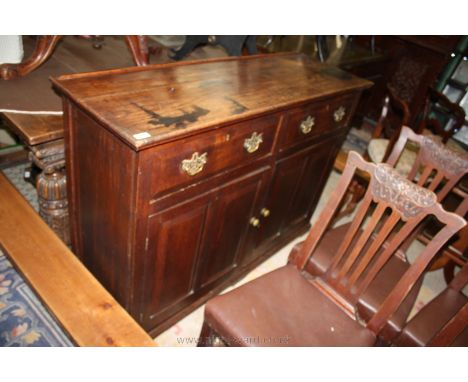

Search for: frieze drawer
xmin=147 ymin=113 xmax=279 ymax=197
xmin=278 ymin=100 xmax=330 ymax=151
xmin=329 ymin=94 xmax=357 ymax=130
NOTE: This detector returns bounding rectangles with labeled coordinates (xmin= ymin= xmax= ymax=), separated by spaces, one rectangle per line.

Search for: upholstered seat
xmin=204 ymin=264 xmax=377 ymax=347
xmin=367 ymin=138 xmax=416 ymax=176
xmin=290 ymin=222 xmax=423 ymax=342
xmin=395 ymin=284 xmax=468 ymax=346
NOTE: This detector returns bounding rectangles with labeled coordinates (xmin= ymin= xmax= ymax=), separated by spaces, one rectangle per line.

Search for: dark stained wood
xmin=55 ymin=53 xmax=372 ymax=335
xmin=2 ymin=113 xmax=63 ymax=146
xmin=418 ymin=87 xmax=466 ymax=143
xmin=147 ymin=113 xmax=279 ymax=198
xmin=52 ymin=53 xmax=371 ymax=150
xmin=65 ymin=107 xmax=138 ymax=308
xmin=1 ymin=112 xmax=69 ymax=242
xmin=142 ymin=168 xmax=269 ymax=329
xmin=0 ymin=172 xmax=155 ymax=346
xmin=352 ymin=36 xmax=460 ymax=124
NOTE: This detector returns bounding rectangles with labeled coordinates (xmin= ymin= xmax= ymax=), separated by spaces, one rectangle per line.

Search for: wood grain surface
xmin=0 ymin=172 xmax=156 ymax=346
xmin=52 ymin=53 xmax=372 ymax=150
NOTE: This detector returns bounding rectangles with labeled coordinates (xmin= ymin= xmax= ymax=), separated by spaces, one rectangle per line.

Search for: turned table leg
xmin=36 ymin=167 xmax=70 ymax=245
xmin=29 ymin=140 xmax=70 ymax=245
xmin=0 ymin=35 xmax=62 ymax=80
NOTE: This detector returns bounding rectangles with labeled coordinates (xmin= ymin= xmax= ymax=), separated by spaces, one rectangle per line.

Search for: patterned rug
xmin=0 ymin=250 xmax=73 ymax=346
xmin=0 ymin=164 xmax=73 ymax=346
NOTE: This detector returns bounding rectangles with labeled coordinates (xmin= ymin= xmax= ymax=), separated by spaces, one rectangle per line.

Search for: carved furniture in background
xmin=352 ymin=36 xmax=461 ymax=125
xmin=418 ymin=87 xmax=466 ymax=143
xmin=198 ymin=152 xmax=466 ymax=346
xmin=2 ymin=113 xmax=70 ymax=244
xmin=52 ymin=53 xmax=371 ymax=336
xmin=0 ymin=172 xmax=155 ymax=346
xmin=0 ymin=35 xmax=151 ymax=80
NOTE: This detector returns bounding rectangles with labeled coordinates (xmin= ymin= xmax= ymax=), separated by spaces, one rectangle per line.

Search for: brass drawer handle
xmin=260 ymin=208 xmax=270 ymax=218
xmin=244 ymin=132 xmax=263 ymax=153
xmin=181 ymin=152 xmax=208 ymax=176
xmin=250 ymin=217 xmax=260 ymax=228
xmin=333 ymin=106 xmax=346 ymax=122
xmin=300 ymin=116 xmax=315 ymax=134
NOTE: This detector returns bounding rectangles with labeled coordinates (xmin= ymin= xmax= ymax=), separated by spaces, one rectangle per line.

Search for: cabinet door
xmin=141 ymin=168 xmax=268 ymax=327
xmin=194 ymin=169 xmax=269 ymax=290
xmin=255 ymin=138 xmax=342 ymax=253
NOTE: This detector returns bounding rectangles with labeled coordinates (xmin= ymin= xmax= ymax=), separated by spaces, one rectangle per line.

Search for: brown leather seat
xmin=289 ymin=223 xmax=423 ymax=342
xmin=205 ymin=264 xmax=377 ymax=347
xmin=395 ymin=288 xmax=468 ymax=346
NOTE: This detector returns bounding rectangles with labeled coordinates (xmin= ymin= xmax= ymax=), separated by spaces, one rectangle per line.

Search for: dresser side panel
xmin=67 ymin=105 xmax=137 ymax=310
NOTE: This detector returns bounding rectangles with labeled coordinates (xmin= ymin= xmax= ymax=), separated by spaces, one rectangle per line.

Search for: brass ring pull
xmin=333 ymin=106 xmax=346 ymax=122
xmin=181 ymin=152 xmax=208 ymax=176
xmin=300 ymin=116 xmax=315 ymax=134
xmin=244 ymin=132 xmax=263 ymax=153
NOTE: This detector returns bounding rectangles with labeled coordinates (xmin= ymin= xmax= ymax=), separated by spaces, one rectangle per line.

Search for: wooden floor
xmin=0 ymin=36 xmax=230 ymax=113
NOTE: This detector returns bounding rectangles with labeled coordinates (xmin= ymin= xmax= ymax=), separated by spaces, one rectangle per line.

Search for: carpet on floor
xmin=0 ymin=250 xmax=73 ymax=346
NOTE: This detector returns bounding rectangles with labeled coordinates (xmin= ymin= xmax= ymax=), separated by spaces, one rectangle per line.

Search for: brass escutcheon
xmin=333 ymin=106 xmax=346 ymax=122
xmin=181 ymin=152 xmax=208 ymax=176
xmin=300 ymin=115 xmax=315 ymax=134
xmin=244 ymin=132 xmax=263 ymax=153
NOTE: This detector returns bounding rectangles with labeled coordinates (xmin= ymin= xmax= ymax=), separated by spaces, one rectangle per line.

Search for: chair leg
xmin=197 ymin=321 xmax=226 ymax=347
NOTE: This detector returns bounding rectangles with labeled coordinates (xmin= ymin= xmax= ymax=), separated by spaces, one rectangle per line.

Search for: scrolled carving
xmin=371 ymin=164 xmax=437 ymax=220
xmin=419 ymin=135 xmax=468 ymax=177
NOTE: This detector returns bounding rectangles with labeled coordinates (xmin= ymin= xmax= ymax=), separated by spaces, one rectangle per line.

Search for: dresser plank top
xmin=51 ymin=53 xmax=372 ymax=150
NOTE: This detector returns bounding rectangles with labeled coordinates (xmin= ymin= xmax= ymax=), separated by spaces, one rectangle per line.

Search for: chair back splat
xmin=294 ymin=151 xmax=466 ymax=336
xmin=387 ymin=126 xmax=468 ymax=203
